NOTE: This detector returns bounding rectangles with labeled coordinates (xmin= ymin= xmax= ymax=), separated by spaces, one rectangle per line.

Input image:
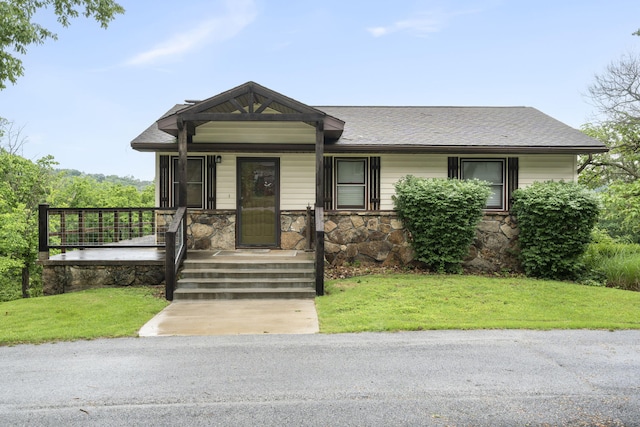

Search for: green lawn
xmin=3 ymin=275 xmax=640 ymax=345
xmin=0 ymin=287 xmax=169 ymax=346
xmin=316 ymin=274 xmax=640 ymax=333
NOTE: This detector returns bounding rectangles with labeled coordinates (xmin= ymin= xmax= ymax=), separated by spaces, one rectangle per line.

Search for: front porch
xmin=37 ymin=204 xmax=320 ymax=299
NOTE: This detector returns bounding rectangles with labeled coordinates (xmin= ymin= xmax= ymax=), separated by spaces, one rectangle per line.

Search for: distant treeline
xmin=57 ymin=169 xmax=153 ymax=191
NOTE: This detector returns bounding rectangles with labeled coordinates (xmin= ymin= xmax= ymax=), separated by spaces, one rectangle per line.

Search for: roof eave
xmin=131 ymin=142 xmax=608 ymax=154
xmin=325 ymin=145 xmax=609 ymax=154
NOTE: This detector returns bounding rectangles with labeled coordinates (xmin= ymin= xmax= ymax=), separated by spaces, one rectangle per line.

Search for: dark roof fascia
xmin=325 ymin=145 xmax=609 ymax=155
xmin=130 ymin=142 xmax=609 ymax=155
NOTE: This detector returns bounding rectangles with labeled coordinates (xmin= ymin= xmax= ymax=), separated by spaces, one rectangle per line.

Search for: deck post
xmin=315 ymin=120 xmax=325 ymax=296
xmin=38 ymin=203 xmax=50 ymax=261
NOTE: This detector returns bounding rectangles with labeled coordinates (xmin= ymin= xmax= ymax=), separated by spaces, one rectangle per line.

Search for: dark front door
xmin=237 ymin=158 xmax=279 ymax=247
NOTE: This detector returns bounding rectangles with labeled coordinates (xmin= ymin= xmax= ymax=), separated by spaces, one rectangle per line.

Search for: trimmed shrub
xmin=511 ymin=181 xmax=600 ymax=280
xmin=393 ymin=176 xmax=490 ymax=273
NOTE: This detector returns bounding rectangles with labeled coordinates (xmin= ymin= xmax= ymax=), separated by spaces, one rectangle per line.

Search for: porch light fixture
xmin=215 ymin=155 xmax=222 ymax=164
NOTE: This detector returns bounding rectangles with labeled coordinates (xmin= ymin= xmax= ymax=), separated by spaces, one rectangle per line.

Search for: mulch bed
xmin=324 ymin=264 xmax=426 ymax=280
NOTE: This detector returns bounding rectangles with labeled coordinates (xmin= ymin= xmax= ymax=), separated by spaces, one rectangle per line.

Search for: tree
xmin=0 ymin=149 xmax=55 ymax=300
xmin=0 ymin=0 xmax=124 ymax=89
xmin=578 ymin=122 xmax=640 ymax=188
xmin=588 ymin=52 xmax=640 ymax=124
xmin=579 ymin=53 xmax=640 ymax=186
xmin=580 ymin=52 xmax=640 ymax=242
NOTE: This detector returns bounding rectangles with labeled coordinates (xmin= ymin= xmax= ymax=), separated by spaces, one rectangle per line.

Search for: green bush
xmin=511 ymin=181 xmax=600 ymax=280
xmin=393 ymin=176 xmax=490 ymax=273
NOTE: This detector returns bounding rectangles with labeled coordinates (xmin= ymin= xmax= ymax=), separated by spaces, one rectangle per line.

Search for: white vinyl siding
xmin=156 ymin=152 xmax=578 ymax=211
xmin=280 ymin=154 xmax=315 ymax=210
xmin=518 ymin=155 xmax=577 ymax=187
xmin=192 ymin=121 xmax=315 ymax=144
xmin=378 ymin=154 xmax=447 ymax=210
xmin=215 ymin=154 xmax=237 ymax=210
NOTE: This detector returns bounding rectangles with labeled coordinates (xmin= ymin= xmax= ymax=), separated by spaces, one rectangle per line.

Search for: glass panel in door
xmin=237 ymin=158 xmax=279 ymax=246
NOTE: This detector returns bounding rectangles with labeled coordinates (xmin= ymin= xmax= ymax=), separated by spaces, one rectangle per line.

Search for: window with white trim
xmin=335 ymin=158 xmax=367 ymax=209
xmin=460 ymin=159 xmax=506 ymax=210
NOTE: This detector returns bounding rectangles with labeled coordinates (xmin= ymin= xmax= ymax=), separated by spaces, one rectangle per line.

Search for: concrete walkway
xmin=138 ymin=299 xmax=319 ymax=336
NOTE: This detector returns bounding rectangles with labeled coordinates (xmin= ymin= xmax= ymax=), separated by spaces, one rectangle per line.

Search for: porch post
xmin=177 ymin=118 xmax=188 ymax=208
xmin=315 ymin=120 xmax=325 ymax=296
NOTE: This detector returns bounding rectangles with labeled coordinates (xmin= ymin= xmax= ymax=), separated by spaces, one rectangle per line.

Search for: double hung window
xmin=335 ymin=159 xmax=367 ymax=209
xmin=323 ymin=157 xmax=380 ymax=210
xmin=172 ymin=157 xmax=205 ymax=208
xmin=460 ymin=159 xmax=506 ymax=210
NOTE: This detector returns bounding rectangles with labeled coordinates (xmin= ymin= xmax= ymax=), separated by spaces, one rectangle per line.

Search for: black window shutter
xmin=507 ymin=157 xmax=519 ymax=210
xmin=206 ymin=155 xmax=216 ymax=209
xmin=159 ymin=155 xmax=170 ymax=207
xmin=323 ymin=156 xmax=333 ymax=210
xmin=369 ymin=156 xmax=381 ymax=210
xmin=448 ymin=157 xmax=459 ymax=179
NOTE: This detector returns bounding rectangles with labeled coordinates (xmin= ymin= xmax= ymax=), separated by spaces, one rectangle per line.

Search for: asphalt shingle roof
xmin=317 ymin=106 xmax=603 ymax=149
xmin=131 ymin=105 xmax=606 ymax=152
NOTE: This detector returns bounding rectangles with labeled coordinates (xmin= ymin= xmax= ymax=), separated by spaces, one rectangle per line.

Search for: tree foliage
xmin=599 ymin=180 xmax=640 ymax=243
xmin=511 ymin=181 xmax=600 ymax=280
xmin=48 ymin=173 xmax=154 ymax=208
xmin=393 ymin=176 xmax=490 ymax=273
xmin=0 ymin=0 xmax=124 ymax=89
xmin=0 ymin=149 xmax=55 ymax=300
xmin=578 ymin=122 xmax=640 ymax=188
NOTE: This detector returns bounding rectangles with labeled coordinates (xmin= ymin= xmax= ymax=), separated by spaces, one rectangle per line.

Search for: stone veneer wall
xmin=42 ymin=264 xmax=164 ymax=295
xmin=320 ymin=211 xmax=520 ymax=273
xmin=185 ymin=210 xmax=313 ymax=251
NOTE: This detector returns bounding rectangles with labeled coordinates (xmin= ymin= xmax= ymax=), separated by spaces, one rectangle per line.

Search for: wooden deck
xmin=42 ymin=248 xmax=166 ymax=265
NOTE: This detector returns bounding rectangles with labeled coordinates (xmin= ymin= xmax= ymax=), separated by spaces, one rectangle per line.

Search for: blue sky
xmin=1 ymin=0 xmax=639 ymax=180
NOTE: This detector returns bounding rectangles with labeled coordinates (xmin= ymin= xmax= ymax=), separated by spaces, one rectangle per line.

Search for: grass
xmin=0 ymin=287 xmax=169 ymax=346
xmin=316 ymin=273 xmax=640 ymax=333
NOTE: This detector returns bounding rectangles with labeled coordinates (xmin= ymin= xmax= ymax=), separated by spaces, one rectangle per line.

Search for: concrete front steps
xmin=173 ymin=250 xmax=316 ymax=300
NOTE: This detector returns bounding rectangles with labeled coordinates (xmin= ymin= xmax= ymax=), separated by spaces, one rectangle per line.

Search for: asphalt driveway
xmin=1 ymin=330 xmax=638 ymax=426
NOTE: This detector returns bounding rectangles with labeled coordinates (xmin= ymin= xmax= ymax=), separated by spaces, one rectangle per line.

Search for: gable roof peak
xmin=155 ymin=81 xmax=345 ymax=138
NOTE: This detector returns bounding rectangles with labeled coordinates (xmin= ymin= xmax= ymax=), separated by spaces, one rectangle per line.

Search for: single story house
xmin=39 ymin=81 xmax=608 ymax=298
xmin=131 ymin=80 xmax=605 ymax=256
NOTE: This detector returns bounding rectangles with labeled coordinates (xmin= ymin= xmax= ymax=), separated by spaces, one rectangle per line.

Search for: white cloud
xmin=125 ymin=0 xmax=257 ymax=66
xmin=367 ymin=9 xmax=476 ymax=38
